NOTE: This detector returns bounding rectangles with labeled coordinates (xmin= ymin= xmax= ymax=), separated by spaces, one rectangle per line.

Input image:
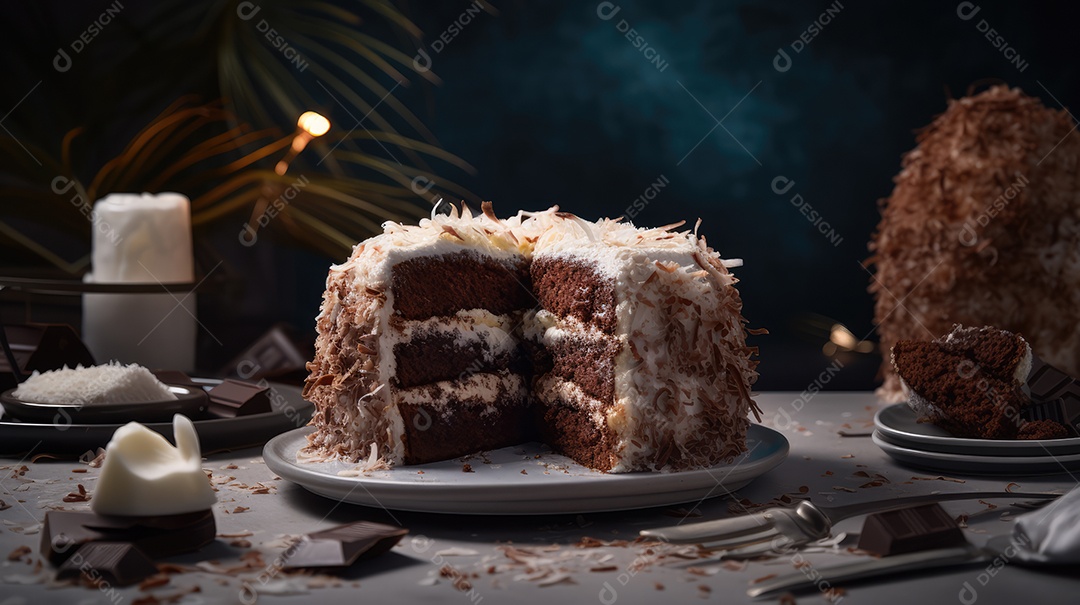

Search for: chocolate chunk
xmin=56 ymin=542 xmax=158 ymax=586
xmin=0 ymin=324 xmax=96 ymax=390
xmin=207 ymin=379 xmax=271 ymax=417
xmin=151 ymin=370 xmax=203 ymax=390
xmin=220 ymin=325 xmax=311 ymax=383
xmin=1021 ymin=398 xmax=1080 ymax=434
xmin=1022 ymin=356 xmax=1080 ymax=436
xmin=857 ymin=503 xmax=966 ymax=556
xmin=282 ymin=521 xmax=408 ymax=569
xmin=1026 ymin=355 xmax=1080 ymax=402
xmin=41 ymin=510 xmax=215 ymax=565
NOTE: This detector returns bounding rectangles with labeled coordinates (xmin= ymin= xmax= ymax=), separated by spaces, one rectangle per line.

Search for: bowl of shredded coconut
xmin=1 ymin=362 xmax=207 ymax=423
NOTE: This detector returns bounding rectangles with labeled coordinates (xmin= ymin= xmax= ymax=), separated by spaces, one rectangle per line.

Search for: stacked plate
xmin=873 ymin=404 xmax=1080 ymax=475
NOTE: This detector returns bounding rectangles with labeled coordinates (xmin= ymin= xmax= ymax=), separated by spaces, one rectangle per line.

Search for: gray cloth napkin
xmin=1012 ymin=485 xmax=1080 ymax=564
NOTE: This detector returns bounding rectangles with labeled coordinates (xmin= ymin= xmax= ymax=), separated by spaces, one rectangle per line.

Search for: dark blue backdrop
xmin=3 ymin=1 xmax=1077 ymax=389
xmin=392 ymin=0 xmax=1079 ymax=389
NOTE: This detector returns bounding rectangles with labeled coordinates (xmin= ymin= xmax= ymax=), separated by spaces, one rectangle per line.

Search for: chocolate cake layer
xmin=400 ymin=397 xmax=533 ymax=465
xmin=542 ymin=335 xmax=619 ymax=402
xmin=392 ymin=333 xmax=528 ymax=389
xmin=392 ymin=252 xmax=533 ymax=320
xmin=530 ymin=257 xmax=616 ymax=332
xmin=538 ymin=400 xmax=618 ymax=472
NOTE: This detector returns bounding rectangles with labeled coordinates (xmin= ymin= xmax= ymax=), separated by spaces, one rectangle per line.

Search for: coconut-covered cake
xmin=302 ymin=203 xmax=761 ymax=473
xmin=870 ymin=86 xmax=1080 ymax=402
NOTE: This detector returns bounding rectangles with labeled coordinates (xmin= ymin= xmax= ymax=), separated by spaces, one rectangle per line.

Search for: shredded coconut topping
xmin=13 ymin=362 xmax=177 ymax=406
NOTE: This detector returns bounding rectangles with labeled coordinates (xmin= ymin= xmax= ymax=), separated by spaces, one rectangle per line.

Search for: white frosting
xmin=92 ymin=414 xmax=216 ymax=516
xmin=13 ymin=362 xmax=176 ymax=406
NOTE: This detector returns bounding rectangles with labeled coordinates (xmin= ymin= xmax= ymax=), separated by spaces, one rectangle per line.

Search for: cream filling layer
xmin=523 ymin=309 xmax=614 ymax=344
xmin=534 ymin=374 xmax=609 ymax=429
xmin=394 ymin=371 xmax=525 ymax=407
xmin=392 ymin=309 xmax=519 ymax=355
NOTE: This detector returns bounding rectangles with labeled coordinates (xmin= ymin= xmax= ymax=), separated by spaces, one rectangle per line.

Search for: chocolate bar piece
xmin=0 ymin=324 xmax=96 ymax=390
xmin=1026 ymin=355 xmax=1080 ymax=402
xmin=56 ymin=542 xmax=158 ymax=586
xmin=207 ymin=379 xmax=271 ymax=417
xmin=221 ymin=324 xmax=310 ymax=383
xmin=41 ymin=510 xmax=215 ymax=565
xmin=282 ymin=521 xmax=408 ymax=569
xmin=1021 ymin=399 xmax=1080 ymax=436
xmin=857 ymin=503 xmax=966 ymax=556
xmin=1022 ymin=355 xmax=1080 ymax=435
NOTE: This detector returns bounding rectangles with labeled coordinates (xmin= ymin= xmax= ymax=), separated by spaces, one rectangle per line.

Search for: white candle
xmin=91 ymin=414 xmax=217 ymax=516
xmin=90 ymin=193 xmax=194 ymax=283
xmin=83 ymin=193 xmax=197 ymax=370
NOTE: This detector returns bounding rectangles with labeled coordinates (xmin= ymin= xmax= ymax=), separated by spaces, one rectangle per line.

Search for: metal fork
xmin=641 ymin=491 xmax=1059 ymax=558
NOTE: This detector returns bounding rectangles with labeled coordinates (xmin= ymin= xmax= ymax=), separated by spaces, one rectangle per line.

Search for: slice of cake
xmin=526 ymin=214 xmax=760 ymax=472
xmin=891 ymin=325 xmax=1069 ymax=439
xmin=302 ymin=204 xmax=761 ymax=472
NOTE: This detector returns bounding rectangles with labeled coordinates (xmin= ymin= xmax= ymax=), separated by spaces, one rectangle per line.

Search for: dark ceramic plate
xmin=0 ymin=379 xmax=313 ymax=457
xmin=0 ymin=385 xmax=208 ymax=424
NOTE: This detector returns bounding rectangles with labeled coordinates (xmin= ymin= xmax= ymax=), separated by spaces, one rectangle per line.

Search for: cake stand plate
xmin=873 ymin=431 xmax=1080 ymax=476
xmin=875 ymin=404 xmax=1080 ymax=456
xmin=264 ymin=424 xmax=789 ymax=515
xmin=0 ymin=380 xmax=313 ymax=457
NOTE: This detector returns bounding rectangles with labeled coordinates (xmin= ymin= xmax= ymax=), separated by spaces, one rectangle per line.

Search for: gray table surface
xmin=1 ymin=392 xmax=1077 ymax=604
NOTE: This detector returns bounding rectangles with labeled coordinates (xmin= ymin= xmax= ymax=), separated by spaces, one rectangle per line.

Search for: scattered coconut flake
xmin=435 ymin=548 xmax=480 ymax=557
xmin=336 ymin=443 xmax=391 ymax=476
xmin=246 ymin=578 xmax=309 ymax=596
xmin=13 ymin=362 xmax=175 ymax=406
xmin=537 ymin=571 xmax=574 ymax=586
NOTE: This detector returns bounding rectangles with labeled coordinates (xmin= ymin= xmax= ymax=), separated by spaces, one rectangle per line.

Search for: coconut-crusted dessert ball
xmin=869 ymin=86 xmax=1080 ymax=402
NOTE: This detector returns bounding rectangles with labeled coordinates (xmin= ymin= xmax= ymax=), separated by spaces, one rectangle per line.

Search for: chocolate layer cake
xmin=302 ymin=204 xmax=760 ymax=472
xmin=892 ymin=325 xmax=1068 ymax=439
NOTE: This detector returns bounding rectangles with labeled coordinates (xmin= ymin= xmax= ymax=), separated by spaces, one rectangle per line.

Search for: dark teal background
xmin=2 ymin=1 xmax=1077 ymax=389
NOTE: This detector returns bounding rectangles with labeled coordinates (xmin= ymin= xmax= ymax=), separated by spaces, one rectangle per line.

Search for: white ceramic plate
xmin=873 ymin=431 xmax=1080 ymax=476
xmin=264 ymin=424 xmax=789 ymax=514
xmin=874 ymin=404 xmax=1080 ymax=456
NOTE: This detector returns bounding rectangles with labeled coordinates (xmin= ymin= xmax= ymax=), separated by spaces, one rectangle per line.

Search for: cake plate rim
xmin=874 ymin=403 xmax=1080 ymax=456
xmin=263 ymin=424 xmax=789 ymax=515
